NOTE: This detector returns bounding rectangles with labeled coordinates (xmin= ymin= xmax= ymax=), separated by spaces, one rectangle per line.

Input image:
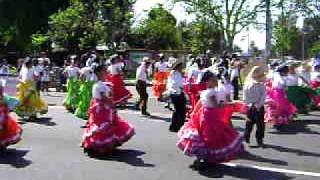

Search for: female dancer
xmin=106 ymin=55 xmax=132 ymax=106
xmin=286 ymin=63 xmax=313 ymax=114
xmin=177 ymin=71 xmax=244 ymax=169
xmin=81 ymin=65 xmax=135 ymax=155
xmin=63 ymin=60 xmax=80 ymax=112
xmin=152 ymin=54 xmax=169 ymax=101
xmin=16 ymin=59 xmax=48 ymax=120
xmin=0 ymin=82 xmax=22 ymax=150
xmin=75 ymin=63 xmax=98 ymax=119
xmin=265 ymin=65 xmax=297 ymax=128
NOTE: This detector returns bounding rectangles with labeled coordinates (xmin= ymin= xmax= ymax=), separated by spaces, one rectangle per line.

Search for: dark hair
xmin=276 ymin=65 xmax=289 ymax=75
xmin=173 ymin=63 xmax=183 ymax=70
xmin=94 ymin=64 xmax=105 ymax=74
xmin=201 ymin=71 xmax=217 ymax=83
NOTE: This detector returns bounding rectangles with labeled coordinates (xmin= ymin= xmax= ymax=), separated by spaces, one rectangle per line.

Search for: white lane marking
xmin=224 ymin=163 xmax=320 ymax=177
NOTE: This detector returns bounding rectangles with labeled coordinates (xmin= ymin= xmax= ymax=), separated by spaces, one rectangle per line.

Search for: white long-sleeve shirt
xmin=166 ymin=70 xmax=184 ymax=95
xmin=136 ymin=64 xmax=148 ymax=82
xmin=243 ymin=81 xmax=266 ymax=109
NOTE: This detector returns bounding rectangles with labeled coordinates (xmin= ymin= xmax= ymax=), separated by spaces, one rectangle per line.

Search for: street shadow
xmin=149 ymin=115 xmax=171 ymax=122
xmin=263 ymin=143 xmax=320 ymax=158
xmin=239 ymin=151 xmax=288 ymax=166
xmin=198 ymin=164 xmax=293 ymax=180
xmin=269 ymin=120 xmax=320 ymax=135
xmin=91 ymin=149 xmax=155 ymax=168
xmin=20 ymin=117 xmax=57 ymax=126
xmin=0 ymin=149 xmax=32 ymax=168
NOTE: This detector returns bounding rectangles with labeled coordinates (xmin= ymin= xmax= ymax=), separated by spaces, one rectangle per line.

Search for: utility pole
xmin=265 ymin=0 xmax=272 ymax=62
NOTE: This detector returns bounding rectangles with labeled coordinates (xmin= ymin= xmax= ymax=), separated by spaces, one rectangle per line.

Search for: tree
xmin=0 ymin=0 xmax=69 ymax=52
xmin=130 ymin=4 xmax=182 ymax=50
xmin=48 ymin=0 xmax=135 ymax=53
xmin=183 ymin=20 xmax=221 ymax=54
xmin=173 ymin=0 xmax=264 ymax=51
xmin=310 ymin=41 xmax=320 ymax=56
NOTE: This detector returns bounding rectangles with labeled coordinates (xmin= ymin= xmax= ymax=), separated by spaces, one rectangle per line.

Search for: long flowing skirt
xmin=15 ymin=80 xmax=48 ymax=117
xmin=311 ymin=81 xmax=320 ymax=107
xmin=152 ymin=71 xmax=170 ymax=99
xmin=81 ymin=99 xmax=135 ymax=153
xmin=177 ymin=103 xmax=244 ymax=164
xmin=287 ymin=86 xmax=314 ymax=114
xmin=63 ymin=77 xmax=80 ymax=111
xmin=75 ymin=81 xmax=95 ymax=119
xmin=184 ymin=81 xmax=207 ymax=112
xmin=0 ymin=107 xmax=22 ymax=148
xmin=265 ymin=88 xmax=297 ymax=125
xmin=4 ymin=94 xmax=20 ymax=112
xmin=106 ymin=74 xmax=132 ymax=105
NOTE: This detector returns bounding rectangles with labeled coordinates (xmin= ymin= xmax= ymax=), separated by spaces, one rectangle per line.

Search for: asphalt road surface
xmin=1 ymin=86 xmax=320 ymax=180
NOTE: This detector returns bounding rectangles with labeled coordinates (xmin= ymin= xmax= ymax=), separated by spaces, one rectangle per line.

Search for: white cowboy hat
xmin=168 ymin=58 xmax=183 ymax=69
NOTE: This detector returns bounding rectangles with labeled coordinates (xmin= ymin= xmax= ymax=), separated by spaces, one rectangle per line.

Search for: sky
xmin=133 ymin=0 xmax=266 ymax=51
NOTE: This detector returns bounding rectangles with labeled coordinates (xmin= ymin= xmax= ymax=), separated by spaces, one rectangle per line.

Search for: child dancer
xmin=177 ymin=71 xmax=244 ymax=169
xmin=81 ymin=65 xmax=135 ymax=155
xmin=0 ymin=82 xmax=22 ymax=150
xmin=243 ymin=66 xmax=266 ymax=146
xmin=16 ymin=59 xmax=48 ymax=120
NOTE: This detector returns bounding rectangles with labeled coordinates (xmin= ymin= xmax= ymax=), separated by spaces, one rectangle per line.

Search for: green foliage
xmin=310 ymin=41 xmax=320 ymax=56
xmin=272 ymin=24 xmax=299 ymax=56
xmin=31 ymin=33 xmax=50 ymax=51
xmin=130 ymin=4 xmax=182 ymax=50
xmin=0 ymin=0 xmax=68 ymax=52
xmin=173 ymin=0 xmax=264 ymax=51
xmin=48 ymin=0 xmax=135 ymax=53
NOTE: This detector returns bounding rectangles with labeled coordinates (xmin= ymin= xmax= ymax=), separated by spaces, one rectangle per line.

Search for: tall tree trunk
xmin=265 ymin=0 xmax=272 ymax=61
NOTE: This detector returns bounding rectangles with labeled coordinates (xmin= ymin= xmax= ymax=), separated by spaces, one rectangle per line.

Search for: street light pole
xmin=302 ymin=32 xmax=305 ymax=61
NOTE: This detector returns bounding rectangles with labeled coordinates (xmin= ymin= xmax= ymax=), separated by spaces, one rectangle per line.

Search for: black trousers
xmin=231 ymin=78 xmax=239 ymax=100
xmin=244 ymin=106 xmax=265 ymax=141
xmin=136 ymin=80 xmax=148 ymax=113
xmin=169 ymin=93 xmax=187 ymax=132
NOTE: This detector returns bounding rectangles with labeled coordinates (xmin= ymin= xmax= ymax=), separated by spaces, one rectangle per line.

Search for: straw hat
xmin=248 ymin=66 xmax=266 ymax=82
xmin=301 ymin=62 xmax=312 ymax=72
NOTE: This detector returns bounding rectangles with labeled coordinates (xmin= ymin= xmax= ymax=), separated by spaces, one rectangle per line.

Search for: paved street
xmin=1 ymin=86 xmax=320 ymax=180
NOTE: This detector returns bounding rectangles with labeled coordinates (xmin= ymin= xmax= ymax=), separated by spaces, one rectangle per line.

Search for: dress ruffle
xmin=184 ymin=79 xmax=207 ymax=112
xmin=105 ymin=74 xmax=132 ymax=105
xmin=177 ymin=103 xmax=244 ymax=164
xmin=63 ymin=77 xmax=80 ymax=111
xmin=75 ymin=81 xmax=95 ymax=119
xmin=152 ymin=71 xmax=170 ymax=98
xmin=0 ymin=106 xmax=22 ymax=148
xmin=287 ymin=86 xmax=314 ymax=114
xmin=311 ymin=81 xmax=320 ymax=107
xmin=15 ymin=80 xmax=48 ymax=117
xmin=265 ymin=88 xmax=297 ymax=125
xmin=81 ymin=99 xmax=135 ymax=152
